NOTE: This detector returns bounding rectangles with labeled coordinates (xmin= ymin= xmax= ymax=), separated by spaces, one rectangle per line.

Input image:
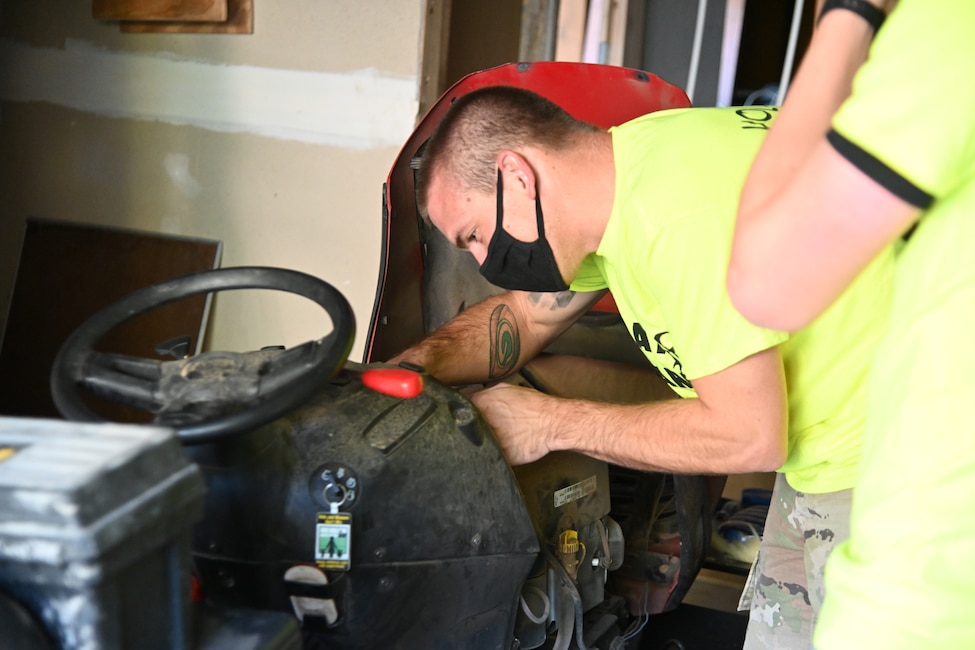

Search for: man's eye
xmin=467 ymin=232 xmax=477 ymax=243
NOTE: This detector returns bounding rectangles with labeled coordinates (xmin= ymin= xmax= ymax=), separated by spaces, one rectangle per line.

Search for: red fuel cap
xmin=361 ymin=368 xmax=424 ymax=398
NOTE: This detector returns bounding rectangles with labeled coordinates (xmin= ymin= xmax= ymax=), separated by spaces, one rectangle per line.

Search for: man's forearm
xmin=391 ymin=289 xmax=604 ymax=385
xmin=390 ymin=294 xmax=529 ymax=384
xmin=545 ymin=394 xmax=785 ymax=474
xmin=476 ymin=347 xmax=789 ymax=473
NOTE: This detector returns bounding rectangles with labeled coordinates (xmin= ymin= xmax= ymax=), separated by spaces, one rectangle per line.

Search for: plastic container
xmin=0 ymin=417 xmax=205 ymax=650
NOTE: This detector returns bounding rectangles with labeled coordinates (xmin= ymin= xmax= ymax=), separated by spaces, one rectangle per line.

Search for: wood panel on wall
xmin=92 ymin=0 xmax=253 ymax=34
xmin=0 ymin=218 xmax=221 ymax=422
xmin=93 ymin=0 xmax=228 ymax=21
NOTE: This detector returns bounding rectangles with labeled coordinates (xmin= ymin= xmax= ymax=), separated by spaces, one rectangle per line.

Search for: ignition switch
xmin=316 ymin=465 xmax=359 ymax=510
xmin=323 ymin=481 xmax=347 ymax=505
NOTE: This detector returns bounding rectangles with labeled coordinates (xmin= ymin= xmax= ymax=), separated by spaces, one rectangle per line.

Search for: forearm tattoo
xmin=488 ymin=303 xmax=520 ymax=379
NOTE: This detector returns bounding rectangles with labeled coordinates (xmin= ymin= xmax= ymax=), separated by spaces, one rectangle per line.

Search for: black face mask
xmin=479 ymin=169 xmax=569 ymax=292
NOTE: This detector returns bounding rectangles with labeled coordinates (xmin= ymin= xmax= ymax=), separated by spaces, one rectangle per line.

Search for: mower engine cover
xmin=187 ymin=361 xmax=543 ymax=649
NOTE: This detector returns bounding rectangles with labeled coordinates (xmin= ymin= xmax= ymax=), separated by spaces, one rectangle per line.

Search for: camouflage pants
xmin=738 ymin=473 xmax=852 ymax=649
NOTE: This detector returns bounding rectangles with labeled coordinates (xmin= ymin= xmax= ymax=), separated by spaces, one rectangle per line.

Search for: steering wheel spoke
xmin=83 ymin=352 xmax=165 ymax=412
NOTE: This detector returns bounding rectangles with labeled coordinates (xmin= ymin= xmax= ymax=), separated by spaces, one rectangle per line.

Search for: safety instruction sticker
xmin=554 ymin=475 xmax=597 ymax=508
xmin=315 ymin=512 xmax=352 ymax=571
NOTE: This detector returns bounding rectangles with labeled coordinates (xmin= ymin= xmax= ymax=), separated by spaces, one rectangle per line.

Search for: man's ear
xmin=497 ymin=150 xmax=537 ymax=199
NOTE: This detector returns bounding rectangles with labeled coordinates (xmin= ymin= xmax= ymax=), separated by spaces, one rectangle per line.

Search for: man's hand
xmin=470 ymin=383 xmax=554 ymax=465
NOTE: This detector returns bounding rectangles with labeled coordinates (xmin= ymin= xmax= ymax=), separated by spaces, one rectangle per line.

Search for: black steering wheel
xmin=51 ymin=267 xmax=355 ymax=444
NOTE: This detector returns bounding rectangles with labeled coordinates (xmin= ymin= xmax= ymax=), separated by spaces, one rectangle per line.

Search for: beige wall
xmin=0 ymin=1 xmax=423 ymax=359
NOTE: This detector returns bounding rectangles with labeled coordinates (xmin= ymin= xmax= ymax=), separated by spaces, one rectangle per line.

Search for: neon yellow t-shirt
xmin=570 ymin=106 xmax=893 ymax=494
xmin=815 ymin=1 xmax=975 ymax=647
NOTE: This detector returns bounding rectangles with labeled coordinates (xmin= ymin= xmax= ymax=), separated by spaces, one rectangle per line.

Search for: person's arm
xmin=472 ymin=345 xmax=788 ymax=474
xmin=730 ymin=145 xmax=917 ymax=331
xmin=728 ymin=0 xmax=917 ymax=331
xmin=389 ymin=288 xmax=607 ymax=385
xmin=739 ymin=4 xmax=879 ymax=213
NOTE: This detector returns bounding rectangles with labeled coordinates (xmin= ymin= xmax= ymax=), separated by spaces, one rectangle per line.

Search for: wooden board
xmin=0 ymin=218 xmax=221 ymax=422
xmin=93 ymin=0 xmax=227 ymax=22
xmin=120 ymin=0 xmax=252 ymax=34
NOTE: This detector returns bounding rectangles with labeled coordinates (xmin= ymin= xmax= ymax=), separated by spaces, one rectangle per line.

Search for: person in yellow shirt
xmin=392 ymin=85 xmax=893 ymax=647
xmin=728 ymin=0 xmax=975 ymax=647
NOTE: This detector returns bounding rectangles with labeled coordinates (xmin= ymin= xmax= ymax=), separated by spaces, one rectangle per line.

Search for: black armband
xmin=818 ymin=0 xmax=886 ymax=33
